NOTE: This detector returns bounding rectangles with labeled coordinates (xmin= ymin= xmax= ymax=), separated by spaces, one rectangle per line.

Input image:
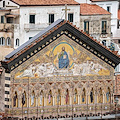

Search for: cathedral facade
xmin=2 ymin=19 xmax=120 ymax=119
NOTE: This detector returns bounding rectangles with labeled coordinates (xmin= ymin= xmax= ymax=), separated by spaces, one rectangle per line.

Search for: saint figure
xmin=48 ymin=93 xmax=51 ymax=104
xmin=22 ymin=92 xmax=25 ymax=106
xmin=13 ymin=92 xmax=17 ymax=107
xmin=106 ymin=91 xmax=109 ymax=102
xmin=57 ymin=93 xmax=60 ymax=104
xmin=74 ymin=91 xmax=77 ymax=103
xmin=58 ymin=47 xmax=69 ymax=69
xmin=82 ymin=89 xmax=85 ymax=103
xmin=31 ymin=91 xmax=35 ymax=106
xmin=40 ymin=94 xmax=43 ymax=105
xmin=90 ymin=91 xmax=93 ymax=103
xmin=66 ymin=90 xmax=69 ymax=104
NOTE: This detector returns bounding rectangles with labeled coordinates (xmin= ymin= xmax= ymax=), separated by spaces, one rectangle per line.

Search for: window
xmin=102 ymin=21 xmax=107 ymax=34
xmin=6 ymin=37 xmax=11 ymax=46
xmin=107 ymin=6 xmax=110 ymax=12
xmin=117 ymin=20 xmax=120 ymax=29
xmin=84 ymin=21 xmax=89 ymax=34
xmin=1 ymin=16 xmax=4 ymax=23
xmin=7 ymin=17 xmax=13 ymax=23
xmin=102 ymin=40 xmax=106 ymax=46
xmin=118 ymin=40 xmax=120 ymax=43
xmin=16 ymin=38 xmax=19 ymax=46
xmin=68 ymin=13 xmax=73 ymax=22
xmin=29 ymin=37 xmax=32 ymax=40
xmin=3 ymin=1 xmax=5 ymax=7
xmin=0 ymin=37 xmax=5 ymax=46
xmin=29 ymin=15 xmax=35 ymax=24
xmin=49 ymin=14 xmax=54 ymax=24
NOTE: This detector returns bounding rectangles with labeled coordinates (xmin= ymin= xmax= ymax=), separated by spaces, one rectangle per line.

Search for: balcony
xmin=24 ymin=23 xmax=49 ymax=31
xmin=0 ymin=24 xmax=13 ymax=31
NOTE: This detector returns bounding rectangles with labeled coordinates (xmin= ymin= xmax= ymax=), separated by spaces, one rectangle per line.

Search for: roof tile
xmin=118 ymin=10 xmax=120 ymax=20
xmin=80 ymin=3 xmax=111 ymax=15
xmin=11 ymin=0 xmax=79 ymax=5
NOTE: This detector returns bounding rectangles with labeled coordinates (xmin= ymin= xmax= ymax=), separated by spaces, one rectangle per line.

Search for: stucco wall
xmin=14 ymin=5 xmax=80 ymax=48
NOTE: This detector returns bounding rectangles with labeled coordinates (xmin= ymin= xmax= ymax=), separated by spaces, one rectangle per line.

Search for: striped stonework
xmin=4 ymin=73 xmax=11 ymax=108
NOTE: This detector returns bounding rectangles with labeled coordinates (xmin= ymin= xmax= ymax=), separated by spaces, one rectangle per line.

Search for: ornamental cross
xmin=62 ymin=4 xmax=70 ymax=20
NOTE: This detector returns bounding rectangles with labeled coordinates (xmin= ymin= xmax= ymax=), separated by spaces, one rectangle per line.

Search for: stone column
xmin=70 ymin=95 xmax=72 ymax=105
xmin=61 ymin=96 xmax=64 ymax=105
xmin=78 ymin=95 xmax=80 ymax=104
xmin=103 ymin=93 xmax=105 ymax=104
xmin=44 ymin=96 xmax=46 ymax=106
xmin=53 ymin=96 xmax=55 ymax=106
xmin=95 ymin=94 xmax=97 ymax=104
xmin=80 ymin=95 xmax=81 ymax=104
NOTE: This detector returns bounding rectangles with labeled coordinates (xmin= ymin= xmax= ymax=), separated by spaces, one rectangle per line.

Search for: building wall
xmin=14 ymin=5 xmax=80 ymax=48
xmin=80 ymin=14 xmax=111 ymax=46
xmin=92 ymin=1 xmax=119 ymax=39
xmin=5 ymin=34 xmax=115 ymax=118
xmin=0 ymin=0 xmax=19 ymax=9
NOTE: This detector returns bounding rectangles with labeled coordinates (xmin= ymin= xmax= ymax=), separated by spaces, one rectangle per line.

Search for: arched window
xmin=82 ymin=88 xmax=86 ymax=104
xmin=0 ymin=37 xmax=5 ymax=46
xmin=16 ymin=38 xmax=19 ymax=46
xmin=102 ymin=40 xmax=106 ymax=46
xmin=13 ymin=91 xmax=18 ymax=107
xmin=6 ymin=37 xmax=11 ymax=46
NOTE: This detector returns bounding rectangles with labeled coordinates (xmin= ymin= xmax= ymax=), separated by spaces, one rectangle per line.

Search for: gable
xmin=2 ymin=20 xmax=120 ymax=73
xmin=14 ymin=34 xmax=113 ymax=80
xmin=0 ymin=0 xmax=19 ymax=8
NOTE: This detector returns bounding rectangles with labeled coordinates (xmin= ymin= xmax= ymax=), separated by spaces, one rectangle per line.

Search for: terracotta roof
xmin=118 ymin=10 xmax=120 ymax=20
xmin=91 ymin=0 xmax=117 ymax=1
xmin=11 ymin=0 xmax=79 ymax=6
xmin=80 ymin=3 xmax=111 ymax=15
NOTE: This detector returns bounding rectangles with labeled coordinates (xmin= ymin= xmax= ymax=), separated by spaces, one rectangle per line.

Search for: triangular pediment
xmin=2 ymin=19 xmax=120 ymax=73
xmin=14 ymin=34 xmax=113 ymax=80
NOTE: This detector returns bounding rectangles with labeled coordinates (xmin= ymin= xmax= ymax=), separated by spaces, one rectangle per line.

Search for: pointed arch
xmin=82 ymin=88 xmax=86 ymax=104
xmin=30 ymin=90 xmax=36 ymax=107
xmin=6 ymin=37 xmax=11 ymax=46
xmin=73 ymin=88 xmax=78 ymax=104
xmin=13 ymin=91 xmax=18 ymax=107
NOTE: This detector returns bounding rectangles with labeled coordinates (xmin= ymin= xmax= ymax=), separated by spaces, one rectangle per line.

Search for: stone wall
xmin=80 ymin=14 xmax=111 ymax=41
xmin=0 ymin=69 xmax=5 ymax=113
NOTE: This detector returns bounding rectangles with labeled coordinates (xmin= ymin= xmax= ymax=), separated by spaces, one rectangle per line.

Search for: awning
xmin=5 ymin=14 xmax=19 ymax=18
